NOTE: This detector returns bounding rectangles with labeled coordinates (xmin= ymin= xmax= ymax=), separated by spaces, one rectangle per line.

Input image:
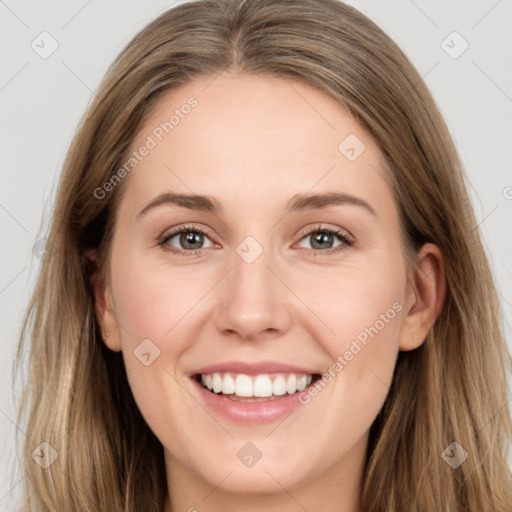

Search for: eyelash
xmin=157 ymin=223 xmax=355 ymax=257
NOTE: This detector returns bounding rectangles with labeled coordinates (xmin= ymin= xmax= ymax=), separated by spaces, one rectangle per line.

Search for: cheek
xmin=108 ymin=248 xmax=202 ymax=438
xmin=294 ymin=256 xmax=406 ymax=430
xmin=110 ymin=244 xmax=204 ymax=349
xmin=301 ymin=255 xmax=406 ymax=361
xmin=107 ymin=245 xmax=200 ymax=416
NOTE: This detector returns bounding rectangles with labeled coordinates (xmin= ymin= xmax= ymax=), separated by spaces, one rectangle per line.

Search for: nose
xmin=213 ymin=245 xmax=294 ymax=341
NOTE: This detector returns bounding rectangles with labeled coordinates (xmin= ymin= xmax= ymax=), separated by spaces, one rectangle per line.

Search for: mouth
xmin=193 ymin=372 xmax=323 ymax=402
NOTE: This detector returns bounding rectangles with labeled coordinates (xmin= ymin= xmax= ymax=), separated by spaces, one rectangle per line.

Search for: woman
xmin=14 ymin=0 xmax=512 ymax=510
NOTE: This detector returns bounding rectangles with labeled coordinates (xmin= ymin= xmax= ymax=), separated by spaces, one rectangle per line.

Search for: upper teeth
xmin=200 ymin=373 xmax=313 ymax=397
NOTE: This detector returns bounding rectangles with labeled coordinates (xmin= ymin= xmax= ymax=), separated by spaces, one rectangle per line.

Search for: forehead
xmin=118 ymin=72 xmax=394 ymax=219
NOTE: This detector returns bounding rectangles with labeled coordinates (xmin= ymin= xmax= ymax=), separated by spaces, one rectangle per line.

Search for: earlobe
xmin=399 ymin=243 xmax=445 ymax=351
xmin=100 ymin=287 xmax=122 ymax=352
xmin=85 ymin=249 xmax=122 ymax=352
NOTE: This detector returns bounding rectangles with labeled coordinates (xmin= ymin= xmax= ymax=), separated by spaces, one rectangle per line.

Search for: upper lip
xmin=190 ymin=361 xmax=319 ymax=377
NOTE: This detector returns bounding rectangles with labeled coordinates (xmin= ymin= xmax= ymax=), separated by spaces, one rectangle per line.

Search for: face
xmin=96 ymin=73 xmax=435 ymax=504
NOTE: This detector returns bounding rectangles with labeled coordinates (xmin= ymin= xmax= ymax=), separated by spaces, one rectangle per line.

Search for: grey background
xmin=1 ymin=0 xmax=511 ymax=509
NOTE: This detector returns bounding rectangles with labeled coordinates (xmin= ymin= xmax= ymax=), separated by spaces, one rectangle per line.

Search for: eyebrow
xmin=287 ymin=191 xmax=376 ymax=216
xmin=136 ymin=191 xmax=376 ymax=218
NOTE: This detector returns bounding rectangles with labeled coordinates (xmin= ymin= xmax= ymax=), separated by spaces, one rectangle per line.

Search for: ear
xmin=85 ymin=249 xmax=122 ymax=352
xmin=399 ymin=243 xmax=445 ymax=351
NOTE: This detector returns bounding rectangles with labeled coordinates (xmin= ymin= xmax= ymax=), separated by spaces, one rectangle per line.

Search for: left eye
xmin=296 ymin=227 xmax=353 ymax=252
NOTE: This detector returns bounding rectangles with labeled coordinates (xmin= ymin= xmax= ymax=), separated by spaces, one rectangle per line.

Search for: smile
xmin=191 ymin=371 xmax=322 ymax=424
xmin=196 ymin=372 xmax=320 ymax=400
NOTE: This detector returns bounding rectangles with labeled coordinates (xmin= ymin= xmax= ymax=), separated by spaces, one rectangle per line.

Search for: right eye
xmin=158 ymin=224 xmax=216 ymax=256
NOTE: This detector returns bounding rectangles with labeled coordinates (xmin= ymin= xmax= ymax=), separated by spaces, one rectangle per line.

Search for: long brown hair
xmin=14 ymin=0 xmax=512 ymax=510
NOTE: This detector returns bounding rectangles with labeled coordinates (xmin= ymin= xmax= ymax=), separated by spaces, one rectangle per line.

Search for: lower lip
xmin=191 ymin=376 xmax=316 ymax=425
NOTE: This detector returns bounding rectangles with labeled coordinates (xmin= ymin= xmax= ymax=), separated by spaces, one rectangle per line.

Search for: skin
xmin=92 ymin=73 xmax=444 ymax=512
